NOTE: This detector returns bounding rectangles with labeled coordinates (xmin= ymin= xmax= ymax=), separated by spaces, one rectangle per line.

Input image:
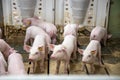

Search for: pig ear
xmin=107 ymin=34 xmax=112 ymax=39
xmin=77 ymin=48 xmax=84 ymax=55
xmin=49 ymin=44 xmax=55 ymax=51
xmin=38 ymin=46 xmax=44 ymax=51
xmin=61 ymin=46 xmax=67 ymax=52
xmin=90 ymin=50 xmax=96 ymax=55
xmin=24 ymin=45 xmax=31 ymax=53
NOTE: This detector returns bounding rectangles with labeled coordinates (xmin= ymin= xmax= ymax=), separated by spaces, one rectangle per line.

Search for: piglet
xmin=0 ymin=51 xmax=7 ymax=75
xmin=24 ymin=26 xmax=51 ymax=51
xmin=49 ymin=35 xmax=76 ymax=74
xmin=8 ymin=52 xmax=27 ymax=75
xmin=25 ymin=35 xmax=47 ymax=73
xmin=78 ymin=40 xmax=102 ymax=74
xmin=0 ymin=39 xmax=13 ymax=60
xmin=90 ymin=26 xmax=112 ymax=46
xmin=0 ymin=28 xmax=2 ymax=39
xmin=63 ymin=24 xmax=79 ymax=37
xmin=22 ymin=16 xmax=57 ymax=44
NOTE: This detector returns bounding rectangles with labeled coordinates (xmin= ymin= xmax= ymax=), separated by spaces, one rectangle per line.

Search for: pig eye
xmin=88 ymin=55 xmax=91 ymax=58
xmin=36 ymin=52 xmax=39 ymax=54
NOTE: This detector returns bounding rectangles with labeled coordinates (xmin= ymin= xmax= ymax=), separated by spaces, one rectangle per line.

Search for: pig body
xmin=0 ymin=51 xmax=7 ymax=75
xmin=0 ymin=28 xmax=2 ymax=38
xmin=63 ymin=24 xmax=78 ymax=37
xmin=0 ymin=39 xmax=13 ymax=60
xmin=25 ymin=35 xmax=47 ymax=73
xmin=90 ymin=26 xmax=107 ymax=46
xmin=78 ymin=40 xmax=101 ymax=73
xmin=22 ymin=17 xmax=57 ymax=43
xmin=63 ymin=24 xmax=78 ymax=59
xmin=24 ymin=26 xmax=51 ymax=51
xmin=50 ymin=35 xmax=76 ymax=74
xmin=8 ymin=53 xmax=26 ymax=75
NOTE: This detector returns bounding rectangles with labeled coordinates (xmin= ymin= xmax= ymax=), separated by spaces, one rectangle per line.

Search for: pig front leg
xmin=55 ymin=60 xmax=61 ymax=74
xmin=90 ymin=63 xmax=95 ymax=74
xmin=40 ymin=58 xmax=45 ymax=73
xmin=81 ymin=62 xmax=85 ymax=71
xmin=64 ymin=60 xmax=70 ymax=74
xmin=98 ymin=44 xmax=105 ymax=68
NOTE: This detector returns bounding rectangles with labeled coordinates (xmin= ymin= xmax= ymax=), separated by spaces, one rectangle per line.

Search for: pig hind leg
xmin=103 ymin=31 xmax=107 ymax=46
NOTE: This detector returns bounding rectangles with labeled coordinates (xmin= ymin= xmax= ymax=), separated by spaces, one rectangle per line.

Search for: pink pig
xmin=63 ymin=24 xmax=79 ymax=37
xmin=22 ymin=16 xmax=57 ymax=44
xmin=0 ymin=51 xmax=7 ymax=75
xmin=49 ymin=35 xmax=76 ymax=74
xmin=78 ymin=40 xmax=102 ymax=73
xmin=90 ymin=26 xmax=112 ymax=46
xmin=8 ymin=52 xmax=27 ymax=75
xmin=0 ymin=39 xmax=13 ymax=60
xmin=24 ymin=26 xmax=51 ymax=51
xmin=24 ymin=35 xmax=47 ymax=73
xmin=0 ymin=28 xmax=2 ymax=39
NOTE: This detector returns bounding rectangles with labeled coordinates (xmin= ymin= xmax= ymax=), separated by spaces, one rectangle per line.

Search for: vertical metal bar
xmin=27 ymin=62 xmax=31 ymax=74
xmin=84 ymin=64 xmax=89 ymax=75
xmin=47 ymin=53 xmax=50 ymax=75
xmin=53 ymin=0 xmax=56 ymax=25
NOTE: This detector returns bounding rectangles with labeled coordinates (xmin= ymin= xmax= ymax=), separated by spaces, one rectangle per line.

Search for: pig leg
xmin=55 ymin=60 xmax=61 ymax=74
xmin=98 ymin=44 xmax=105 ymax=68
xmin=73 ymin=39 xmax=77 ymax=60
xmin=51 ymin=34 xmax=57 ymax=44
xmin=90 ymin=63 xmax=95 ymax=74
xmin=29 ymin=38 xmax=34 ymax=46
xmin=64 ymin=60 xmax=70 ymax=74
xmin=81 ymin=62 xmax=85 ymax=71
xmin=103 ymin=31 xmax=107 ymax=46
xmin=40 ymin=57 xmax=45 ymax=73
xmin=23 ymin=33 xmax=31 ymax=50
xmin=32 ymin=62 xmax=35 ymax=73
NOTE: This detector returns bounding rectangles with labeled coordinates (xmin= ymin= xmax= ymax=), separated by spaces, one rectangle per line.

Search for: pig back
xmin=8 ymin=53 xmax=26 ymax=75
xmin=62 ymin=35 xmax=76 ymax=54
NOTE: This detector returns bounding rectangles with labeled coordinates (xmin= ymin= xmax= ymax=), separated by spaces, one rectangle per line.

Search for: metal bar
xmin=53 ymin=0 xmax=56 ymax=25
xmin=27 ymin=62 xmax=31 ymax=74
xmin=84 ymin=64 xmax=89 ymax=75
xmin=47 ymin=53 xmax=50 ymax=75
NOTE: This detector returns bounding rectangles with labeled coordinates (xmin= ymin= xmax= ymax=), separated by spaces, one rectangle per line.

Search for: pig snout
xmin=50 ymin=56 xmax=56 ymax=59
xmin=28 ymin=58 xmax=34 ymax=62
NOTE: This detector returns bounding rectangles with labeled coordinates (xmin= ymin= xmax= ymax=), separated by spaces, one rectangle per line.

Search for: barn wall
xmin=108 ymin=0 xmax=120 ymax=38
